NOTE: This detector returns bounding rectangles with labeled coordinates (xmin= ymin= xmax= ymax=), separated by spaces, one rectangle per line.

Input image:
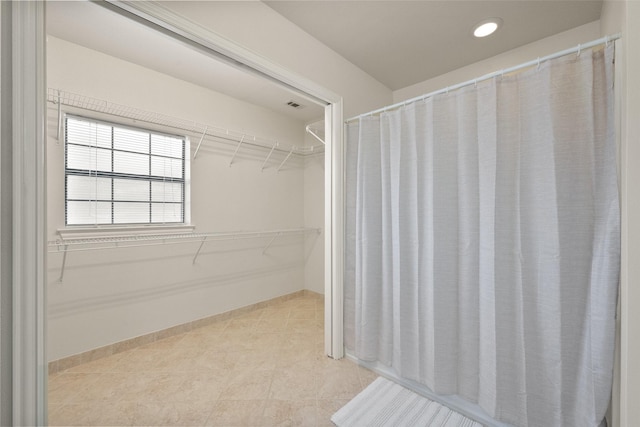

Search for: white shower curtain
xmin=344 ymin=44 xmax=619 ymax=427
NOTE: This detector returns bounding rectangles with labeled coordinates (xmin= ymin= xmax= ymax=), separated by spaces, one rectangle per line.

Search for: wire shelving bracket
xmin=277 ymin=147 xmax=295 ymax=172
xmin=261 ymin=143 xmax=278 ymax=172
xmin=262 ymin=233 xmax=280 ymax=255
xmin=192 ymin=126 xmax=208 ymax=160
xmin=229 ymin=135 xmax=246 ymax=167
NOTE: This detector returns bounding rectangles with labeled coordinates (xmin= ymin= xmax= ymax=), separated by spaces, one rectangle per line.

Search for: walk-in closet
xmin=45 ymin=2 xmax=347 ymax=425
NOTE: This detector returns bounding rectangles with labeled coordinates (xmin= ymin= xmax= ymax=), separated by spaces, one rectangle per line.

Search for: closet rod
xmin=346 ymin=33 xmax=621 ymax=123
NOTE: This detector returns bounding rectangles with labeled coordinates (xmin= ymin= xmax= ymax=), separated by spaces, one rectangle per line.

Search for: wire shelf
xmin=47 ymin=88 xmax=324 ymax=159
xmin=48 ymin=227 xmax=322 ymax=282
xmin=48 ymin=227 xmax=319 ymax=251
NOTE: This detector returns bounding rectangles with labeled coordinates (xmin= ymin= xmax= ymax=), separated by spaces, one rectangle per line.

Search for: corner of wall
xmin=600 ymin=0 xmax=625 ymax=35
xmin=302 ymin=131 xmax=325 ymax=295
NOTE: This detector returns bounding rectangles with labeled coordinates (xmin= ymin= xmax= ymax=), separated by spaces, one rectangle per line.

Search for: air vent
xmin=286 ymin=101 xmax=305 ymax=109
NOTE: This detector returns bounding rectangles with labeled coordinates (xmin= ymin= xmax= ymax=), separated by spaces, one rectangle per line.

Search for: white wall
xmin=393 ymin=21 xmax=600 ymax=102
xmin=138 ymin=0 xmax=394 ymax=312
xmin=600 ymin=1 xmax=640 ymax=426
xmin=153 ymin=0 xmax=395 ymax=303
xmin=47 ymin=36 xmax=312 ymax=361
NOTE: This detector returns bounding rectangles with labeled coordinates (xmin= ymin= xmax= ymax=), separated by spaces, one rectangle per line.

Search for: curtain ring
xmin=605 ymin=35 xmax=610 ymax=47
xmin=536 ymin=57 xmax=541 ymax=71
xmin=577 ymin=43 xmax=582 ymax=57
xmin=474 ymin=79 xmax=478 ymax=88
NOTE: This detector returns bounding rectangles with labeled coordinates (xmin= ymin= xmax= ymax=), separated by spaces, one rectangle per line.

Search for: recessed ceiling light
xmin=473 ymin=18 xmax=502 ymax=38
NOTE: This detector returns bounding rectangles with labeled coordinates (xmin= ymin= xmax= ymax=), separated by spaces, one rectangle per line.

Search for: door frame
xmin=2 ymin=1 xmax=47 ymax=425
xmin=9 ymin=0 xmax=348 ymax=422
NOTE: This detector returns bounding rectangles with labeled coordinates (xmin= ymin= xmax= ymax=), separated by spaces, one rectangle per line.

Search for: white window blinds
xmin=65 ymin=116 xmax=186 ymax=226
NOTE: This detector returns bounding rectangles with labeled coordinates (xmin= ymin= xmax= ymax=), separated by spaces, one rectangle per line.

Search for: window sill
xmin=56 ymin=224 xmax=196 ymax=241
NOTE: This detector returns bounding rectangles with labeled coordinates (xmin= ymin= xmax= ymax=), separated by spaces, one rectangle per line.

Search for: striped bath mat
xmin=331 ymin=377 xmax=483 ymax=427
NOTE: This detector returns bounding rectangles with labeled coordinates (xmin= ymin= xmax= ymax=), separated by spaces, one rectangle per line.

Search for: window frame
xmin=63 ymin=113 xmax=191 ymax=229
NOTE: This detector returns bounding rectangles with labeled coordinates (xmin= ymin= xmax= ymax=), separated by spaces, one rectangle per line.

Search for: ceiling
xmin=47 ymin=0 xmax=603 ymax=120
xmin=46 ymin=1 xmax=326 ymax=122
xmin=265 ymin=0 xmax=603 ymax=90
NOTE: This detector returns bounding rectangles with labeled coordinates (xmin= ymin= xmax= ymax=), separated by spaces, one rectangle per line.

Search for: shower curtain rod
xmin=346 ymin=33 xmax=621 ymax=123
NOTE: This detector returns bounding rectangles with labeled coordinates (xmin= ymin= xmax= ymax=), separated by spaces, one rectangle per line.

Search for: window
xmin=65 ymin=115 xmax=187 ymax=226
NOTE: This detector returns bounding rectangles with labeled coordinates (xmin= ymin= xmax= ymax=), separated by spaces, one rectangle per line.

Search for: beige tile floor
xmin=48 ymin=294 xmax=377 ymax=426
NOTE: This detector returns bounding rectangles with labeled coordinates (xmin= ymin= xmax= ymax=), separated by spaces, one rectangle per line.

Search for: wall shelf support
xmin=192 ymin=236 xmax=208 ymax=264
xmin=229 ymin=134 xmax=245 ymax=167
xmin=58 ymin=244 xmax=68 ymax=283
xmin=262 ymin=233 xmax=280 ymax=255
xmin=277 ymin=146 xmax=294 ymax=172
xmin=261 ymin=142 xmax=278 ymax=171
xmin=192 ymin=126 xmax=208 ymax=160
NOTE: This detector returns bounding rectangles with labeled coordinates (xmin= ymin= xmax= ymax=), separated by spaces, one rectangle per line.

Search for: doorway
xmin=6 ymin=1 xmax=345 ymax=424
